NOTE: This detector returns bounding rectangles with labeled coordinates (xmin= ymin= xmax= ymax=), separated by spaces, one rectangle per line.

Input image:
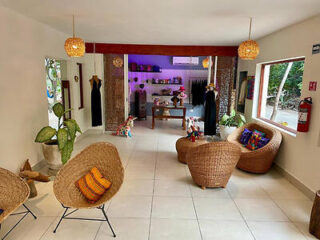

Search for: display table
xmin=175 ymin=137 xmax=208 ymax=164
xmin=152 ymin=105 xmax=186 ymax=130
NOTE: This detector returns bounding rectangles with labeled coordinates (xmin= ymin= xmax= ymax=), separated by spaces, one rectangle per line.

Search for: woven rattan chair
xmin=227 ymin=122 xmax=282 ymax=173
xmin=0 ymin=168 xmax=37 ymax=240
xmin=53 ymin=142 xmax=124 ymax=237
xmin=186 ymin=142 xmax=241 ymax=189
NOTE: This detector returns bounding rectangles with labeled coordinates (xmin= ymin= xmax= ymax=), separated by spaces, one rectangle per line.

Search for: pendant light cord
xmin=72 ymin=15 xmax=75 ymax=38
xmin=248 ymin=17 xmax=252 ymax=40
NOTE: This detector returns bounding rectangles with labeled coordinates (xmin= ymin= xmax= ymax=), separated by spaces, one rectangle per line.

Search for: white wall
xmin=238 ymin=14 xmax=320 ymax=193
xmin=0 ymin=6 xmax=98 ymax=172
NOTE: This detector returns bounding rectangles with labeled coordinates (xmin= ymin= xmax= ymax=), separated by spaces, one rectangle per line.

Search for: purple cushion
xmin=257 ymin=137 xmax=270 ymax=149
xmin=240 ymin=128 xmax=253 ymax=145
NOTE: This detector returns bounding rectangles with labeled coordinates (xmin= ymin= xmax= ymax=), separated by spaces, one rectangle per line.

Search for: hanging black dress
xmin=204 ymin=90 xmax=217 ymax=135
xmin=91 ymin=80 xmax=102 ymax=127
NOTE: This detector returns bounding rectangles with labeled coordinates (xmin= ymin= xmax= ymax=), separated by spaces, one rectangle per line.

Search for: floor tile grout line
xmin=38 ymin=215 xmax=60 ymax=240
xmin=147 ymin=136 xmax=159 ymax=240
xmin=185 ymin=166 xmax=204 ymax=240
xmin=227 ymin=188 xmax=257 ymax=240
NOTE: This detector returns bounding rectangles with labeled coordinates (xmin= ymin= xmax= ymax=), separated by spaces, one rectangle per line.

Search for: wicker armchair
xmin=53 ymin=142 xmax=124 ymax=237
xmin=227 ymin=122 xmax=282 ymax=173
xmin=186 ymin=142 xmax=241 ymax=189
xmin=0 ymin=168 xmax=37 ymax=239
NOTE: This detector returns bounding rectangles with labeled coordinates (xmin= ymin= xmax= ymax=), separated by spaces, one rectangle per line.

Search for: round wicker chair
xmin=186 ymin=142 xmax=241 ymax=189
xmin=53 ymin=142 xmax=124 ymax=236
xmin=0 ymin=168 xmax=37 ymax=239
xmin=176 ymin=137 xmax=208 ymax=164
xmin=227 ymin=122 xmax=282 ymax=173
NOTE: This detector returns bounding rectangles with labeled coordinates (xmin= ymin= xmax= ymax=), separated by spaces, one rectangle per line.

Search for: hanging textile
xmin=91 ymin=78 xmax=102 ymax=127
xmin=204 ymin=89 xmax=217 ymax=135
xmin=191 ymin=80 xmax=207 ymax=106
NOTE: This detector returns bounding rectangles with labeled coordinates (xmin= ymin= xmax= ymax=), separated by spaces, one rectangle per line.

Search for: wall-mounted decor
xmin=74 ymin=76 xmax=79 ymax=82
xmin=113 ymin=56 xmax=124 ymax=68
xmin=246 ymin=76 xmax=255 ymax=100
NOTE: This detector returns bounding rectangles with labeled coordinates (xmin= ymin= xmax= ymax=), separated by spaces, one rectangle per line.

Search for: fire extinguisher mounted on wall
xmin=297 ymin=97 xmax=312 ymax=132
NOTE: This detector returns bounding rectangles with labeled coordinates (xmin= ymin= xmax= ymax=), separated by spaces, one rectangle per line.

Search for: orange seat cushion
xmin=75 ymin=167 xmax=112 ymax=203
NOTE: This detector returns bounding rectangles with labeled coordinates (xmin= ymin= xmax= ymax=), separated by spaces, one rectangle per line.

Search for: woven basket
xmin=227 ymin=122 xmax=282 ymax=173
xmin=186 ymin=142 xmax=241 ymax=188
xmin=53 ymin=142 xmax=124 ymax=209
xmin=0 ymin=168 xmax=30 ymax=223
xmin=176 ymin=137 xmax=207 ymax=164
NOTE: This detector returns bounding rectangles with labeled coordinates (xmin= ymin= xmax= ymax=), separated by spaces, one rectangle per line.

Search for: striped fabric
xmin=75 ymin=167 xmax=112 ymax=203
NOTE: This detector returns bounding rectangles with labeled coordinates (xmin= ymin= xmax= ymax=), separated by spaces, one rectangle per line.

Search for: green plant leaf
xmin=230 ymin=109 xmax=236 ymax=117
xmin=239 ymin=114 xmax=246 ymax=123
xmin=70 ymin=119 xmax=82 ymax=133
xmin=64 ymin=120 xmax=76 ymax=140
xmin=35 ymin=126 xmax=56 ymax=143
xmin=57 ymin=128 xmax=68 ymax=150
xmin=53 ymin=103 xmax=64 ymax=118
xmin=60 ymin=140 xmax=73 ymax=164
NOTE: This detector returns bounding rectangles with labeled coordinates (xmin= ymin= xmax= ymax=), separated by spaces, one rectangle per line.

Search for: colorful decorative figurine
xmin=186 ymin=117 xmax=203 ymax=142
xmin=177 ymin=86 xmax=187 ymax=106
xmin=113 ymin=115 xmax=137 ymax=138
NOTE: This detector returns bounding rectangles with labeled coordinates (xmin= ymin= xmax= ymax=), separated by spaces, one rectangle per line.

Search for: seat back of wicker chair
xmin=0 ymin=168 xmax=30 ymax=223
xmin=227 ymin=122 xmax=282 ymax=151
xmin=186 ymin=142 xmax=241 ymax=188
xmin=53 ymin=142 xmax=124 ymax=209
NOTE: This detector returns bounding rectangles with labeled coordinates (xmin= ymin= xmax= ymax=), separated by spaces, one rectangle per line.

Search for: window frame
xmin=257 ymin=57 xmax=305 ymax=134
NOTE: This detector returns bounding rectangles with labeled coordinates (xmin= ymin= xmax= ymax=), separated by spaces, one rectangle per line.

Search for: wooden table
xmin=152 ymin=105 xmax=186 ymax=130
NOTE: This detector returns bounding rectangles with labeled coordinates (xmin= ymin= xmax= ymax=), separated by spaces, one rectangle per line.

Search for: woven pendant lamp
xmin=238 ymin=18 xmax=259 ymax=60
xmin=64 ymin=15 xmax=85 ymax=57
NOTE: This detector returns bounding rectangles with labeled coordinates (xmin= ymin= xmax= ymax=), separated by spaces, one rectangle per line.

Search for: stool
xmin=175 ymin=137 xmax=207 ymax=164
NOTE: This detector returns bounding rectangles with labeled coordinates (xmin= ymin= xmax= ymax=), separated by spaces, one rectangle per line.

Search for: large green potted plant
xmin=35 ymin=103 xmax=81 ymax=174
xmin=219 ymin=110 xmax=246 ymax=140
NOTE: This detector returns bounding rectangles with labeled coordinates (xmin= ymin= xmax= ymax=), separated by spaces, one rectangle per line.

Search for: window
xmin=257 ymin=58 xmax=305 ymax=133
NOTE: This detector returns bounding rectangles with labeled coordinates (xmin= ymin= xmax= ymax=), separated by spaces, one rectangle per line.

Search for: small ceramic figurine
xmin=113 ymin=115 xmax=137 ymax=138
xmin=186 ymin=117 xmax=203 ymax=142
xmin=177 ymin=86 xmax=187 ymax=106
xmin=171 ymin=95 xmax=179 ymax=107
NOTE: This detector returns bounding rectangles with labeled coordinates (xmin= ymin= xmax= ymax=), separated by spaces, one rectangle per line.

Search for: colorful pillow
xmin=245 ymin=132 xmax=263 ymax=150
xmin=253 ymin=129 xmax=266 ymax=138
xmin=257 ymin=137 xmax=270 ymax=149
xmin=240 ymin=128 xmax=253 ymax=145
xmin=75 ymin=167 xmax=112 ymax=203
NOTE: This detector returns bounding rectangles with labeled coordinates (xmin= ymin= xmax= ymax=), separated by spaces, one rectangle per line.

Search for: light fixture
xmin=64 ymin=15 xmax=85 ymax=57
xmin=238 ymin=17 xmax=259 ymax=60
xmin=202 ymin=57 xmax=209 ymax=68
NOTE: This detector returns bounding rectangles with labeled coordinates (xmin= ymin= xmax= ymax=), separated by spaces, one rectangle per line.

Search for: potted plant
xmin=35 ymin=103 xmax=81 ymax=174
xmin=219 ymin=110 xmax=246 ymax=140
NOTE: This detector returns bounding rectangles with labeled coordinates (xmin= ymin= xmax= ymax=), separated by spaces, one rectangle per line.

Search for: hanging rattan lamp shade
xmin=238 ymin=17 xmax=259 ymax=60
xmin=64 ymin=37 xmax=85 ymax=57
xmin=64 ymin=15 xmax=85 ymax=57
xmin=202 ymin=57 xmax=209 ymax=68
xmin=238 ymin=40 xmax=260 ymax=60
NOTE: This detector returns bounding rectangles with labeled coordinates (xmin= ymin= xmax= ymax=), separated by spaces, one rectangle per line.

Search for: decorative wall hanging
xmin=238 ymin=18 xmax=260 ymax=60
xmin=246 ymin=76 xmax=255 ymax=100
xmin=64 ymin=15 xmax=85 ymax=57
xmin=202 ymin=57 xmax=209 ymax=68
xmin=113 ymin=57 xmax=124 ymax=68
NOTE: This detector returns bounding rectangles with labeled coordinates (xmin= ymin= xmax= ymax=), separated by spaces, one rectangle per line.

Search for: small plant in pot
xmin=219 ymin=110 xmax=246 ymax=140
xmin=35 ymin=103 xmax=81 ymax=175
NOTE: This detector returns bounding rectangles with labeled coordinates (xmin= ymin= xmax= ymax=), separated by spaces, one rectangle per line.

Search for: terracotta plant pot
xmin=42 ymin=140 xmax=62 ymax=175
xmin=220 ymin=125 xmax=237 ymax=140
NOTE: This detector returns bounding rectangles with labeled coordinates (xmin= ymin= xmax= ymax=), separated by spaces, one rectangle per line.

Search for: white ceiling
xmin=1 ymin=0 xmax=320 ymax=45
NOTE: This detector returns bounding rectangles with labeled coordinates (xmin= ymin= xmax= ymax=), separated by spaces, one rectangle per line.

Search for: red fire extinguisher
xmin=297 ymin=97 xmax=312 ymax=132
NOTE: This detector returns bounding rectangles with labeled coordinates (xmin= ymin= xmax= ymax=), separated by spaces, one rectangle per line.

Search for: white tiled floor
xmin=1 ymin=119 xmax=316 ymax=240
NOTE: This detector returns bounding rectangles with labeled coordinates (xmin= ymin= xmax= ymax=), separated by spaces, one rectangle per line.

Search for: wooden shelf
xmin=129 ymin=70 xmax=162 ymax=73
xmin=152 ymin=83 xmax=182 ymax=85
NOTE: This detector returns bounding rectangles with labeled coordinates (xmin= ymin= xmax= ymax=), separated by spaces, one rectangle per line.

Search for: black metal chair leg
xmin=23 ymin=204 xmax=37 ymax=219
xmin=53 ymin=207 xmax=69 ymax=233
xmin=101 ymin=206 xmax=116 ymax=238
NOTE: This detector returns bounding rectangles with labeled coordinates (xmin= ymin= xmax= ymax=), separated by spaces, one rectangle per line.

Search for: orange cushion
xmin=75 ymin=167 xmax=112 ymax=203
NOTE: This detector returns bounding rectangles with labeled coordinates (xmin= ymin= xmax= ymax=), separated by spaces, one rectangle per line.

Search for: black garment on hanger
xmin=91 ymin=80 xmax=102 ymax=127
xmin=204 ymin=90 xmax=217 ymax=135
xmin=191 ymin=80 xmax=207 ymax=106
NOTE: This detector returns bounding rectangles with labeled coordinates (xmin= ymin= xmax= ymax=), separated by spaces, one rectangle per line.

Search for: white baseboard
xmin=274 ymin=164 xmax=315 ymax=200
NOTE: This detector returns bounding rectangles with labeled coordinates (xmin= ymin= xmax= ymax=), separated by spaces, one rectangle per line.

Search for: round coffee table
xmin=175 ymin=137 xmax=208 ymax=164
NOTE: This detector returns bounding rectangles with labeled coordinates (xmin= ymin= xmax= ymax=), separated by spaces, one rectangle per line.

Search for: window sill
xmin=254 ymin=117 xmax=297 ymax=137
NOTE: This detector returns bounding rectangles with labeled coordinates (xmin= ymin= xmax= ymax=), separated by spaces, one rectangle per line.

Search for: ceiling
xmin=1 ymin=0 xmax=320 ymax=46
